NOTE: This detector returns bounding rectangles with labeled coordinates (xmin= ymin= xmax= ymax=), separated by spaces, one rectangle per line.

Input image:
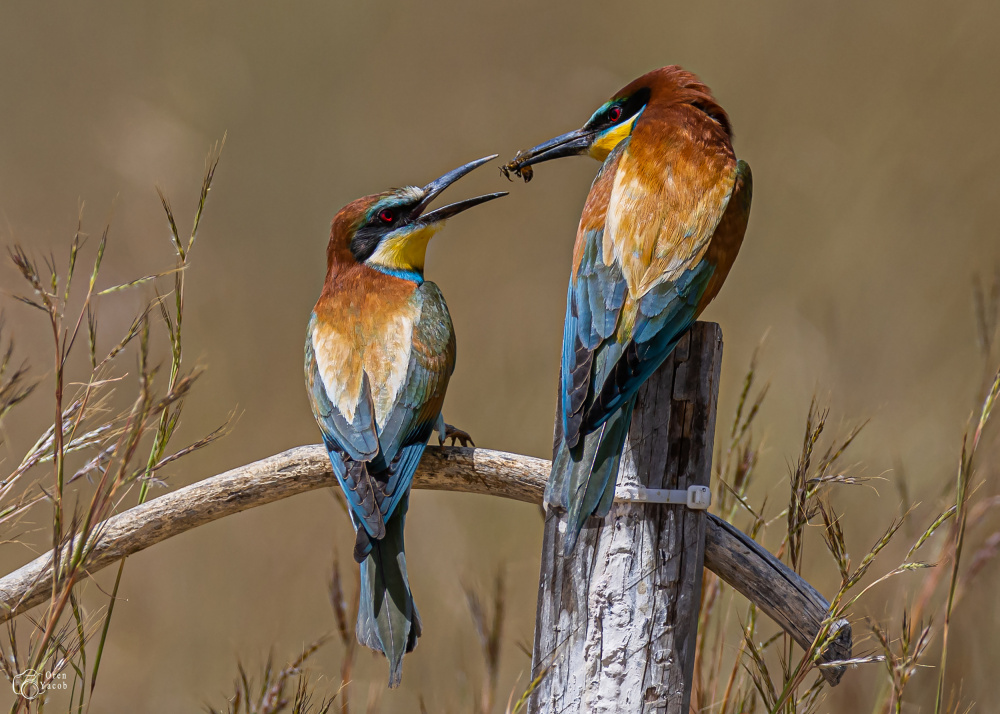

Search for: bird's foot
xmin=438 ymin=423 xmax=475 ymax=448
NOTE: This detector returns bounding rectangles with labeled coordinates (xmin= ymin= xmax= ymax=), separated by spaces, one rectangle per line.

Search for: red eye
xmin=378 ymin=208 xmax=394 ymax=224
xmin=608 ymin=106 xmax=623 ymax=122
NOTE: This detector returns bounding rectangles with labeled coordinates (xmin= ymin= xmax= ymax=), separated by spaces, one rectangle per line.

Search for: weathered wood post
xmin=529 ymin=322 xmax=722 ymax=713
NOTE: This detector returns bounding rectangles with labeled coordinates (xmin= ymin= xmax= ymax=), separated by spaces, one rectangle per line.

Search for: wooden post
xmin=529 ymin=322 xmax=722 ymax=714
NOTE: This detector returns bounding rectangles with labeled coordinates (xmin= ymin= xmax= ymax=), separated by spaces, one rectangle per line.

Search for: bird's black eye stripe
xmin=617 ymin=87 xmax=650 ymax=124
xmin=349 ymin=203 xmax=416 ymax=262
xmin=350 ymin=224 xmax=383 ymax=262
xmin=589 ymin=87 xmax=651 ymax=130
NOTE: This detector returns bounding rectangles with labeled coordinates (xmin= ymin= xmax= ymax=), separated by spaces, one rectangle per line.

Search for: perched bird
xmin=306 ymin=156 xmax=506 ymax=686
xmin=503 ymin=66 xmax=752 ymax=551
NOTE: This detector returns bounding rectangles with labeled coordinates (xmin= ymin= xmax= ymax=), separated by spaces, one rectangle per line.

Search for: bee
xmin=499 ymin=151 xmax=534 ymax=183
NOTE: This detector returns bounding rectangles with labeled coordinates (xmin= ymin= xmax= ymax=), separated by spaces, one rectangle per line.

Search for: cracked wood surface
xmin=528 ymin=322 xmax=722 ymax=714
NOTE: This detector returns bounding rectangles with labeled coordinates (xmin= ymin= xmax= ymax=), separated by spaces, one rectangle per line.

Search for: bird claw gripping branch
xmin=438 ymin=423 xmax=475 ymax=448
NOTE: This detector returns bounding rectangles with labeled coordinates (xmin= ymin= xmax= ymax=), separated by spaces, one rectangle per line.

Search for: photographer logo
xmin=11 ymin=669 xmax=67 ymax=701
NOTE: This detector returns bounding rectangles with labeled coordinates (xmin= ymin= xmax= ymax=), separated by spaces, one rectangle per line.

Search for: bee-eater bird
xmin=503 ymin=65 xmax=752 ymax=552
xmin=305 ymin=155 xmax=506 ymax=686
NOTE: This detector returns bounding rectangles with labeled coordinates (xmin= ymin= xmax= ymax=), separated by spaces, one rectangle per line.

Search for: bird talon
xmin=439 ymin=423 xmax=475 ymax=448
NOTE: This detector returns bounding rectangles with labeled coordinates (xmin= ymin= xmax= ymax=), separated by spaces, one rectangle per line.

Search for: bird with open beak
xmin=503 ymin=66 xmax=752 ymax=552
xmin=306 ymin=155 xmax=506 ymax=686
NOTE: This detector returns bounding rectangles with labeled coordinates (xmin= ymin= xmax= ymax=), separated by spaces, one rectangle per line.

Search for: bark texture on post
xmin=529 ymin=322 xmax=723 ymax=714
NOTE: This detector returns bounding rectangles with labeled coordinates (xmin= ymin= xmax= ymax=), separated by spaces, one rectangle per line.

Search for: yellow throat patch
xmin=589 ymin=114 xmax=640 ymax=162
xmin=367 ymin=222 xmax=443 ymax=274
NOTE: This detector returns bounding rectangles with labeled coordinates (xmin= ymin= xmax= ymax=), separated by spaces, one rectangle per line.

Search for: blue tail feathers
xmin=354 ymin=493 xmax=421 ymax=688
xmin=546 ymin=396 xmax=636 ymax=554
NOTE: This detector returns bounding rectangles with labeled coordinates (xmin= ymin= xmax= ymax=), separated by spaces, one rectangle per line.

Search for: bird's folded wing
xmin=562 ymin=139 xmax=740 ymax=438
xmin=307 ymin=317 xmax=384 ymax=536
xmin=370 ymin=282 xmax=456 ymax=521
xmin=307 ymin=313 xmax=380 ymax=460
xmin=560 ymin=145 xmax=629 ymax=447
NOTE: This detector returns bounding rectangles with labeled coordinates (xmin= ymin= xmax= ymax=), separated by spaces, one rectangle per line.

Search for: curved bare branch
xmin=0 ymin=444 xmax=848 ymax=684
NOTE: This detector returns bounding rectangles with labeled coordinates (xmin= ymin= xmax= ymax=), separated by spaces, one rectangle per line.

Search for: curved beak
xmin=501 ymin=128 xmax=594 ymax=180
xmin=414 ymin=154 xmax=508 ymax=224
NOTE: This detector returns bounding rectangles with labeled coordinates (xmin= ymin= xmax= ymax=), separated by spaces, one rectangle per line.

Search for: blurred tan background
xmin=2 ymin=0 xmax=1000 ymax=711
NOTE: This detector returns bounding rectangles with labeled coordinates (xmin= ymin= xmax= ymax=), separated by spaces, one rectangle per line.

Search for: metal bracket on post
xmin=614 ymin=484 xmax=712 ymax=509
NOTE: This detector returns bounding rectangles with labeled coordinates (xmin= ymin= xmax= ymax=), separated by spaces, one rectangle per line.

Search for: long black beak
xmin=414 ymin=155 xmax=508 ymax=224
xmin=503 ymin=128 xmax=594 ymax=176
